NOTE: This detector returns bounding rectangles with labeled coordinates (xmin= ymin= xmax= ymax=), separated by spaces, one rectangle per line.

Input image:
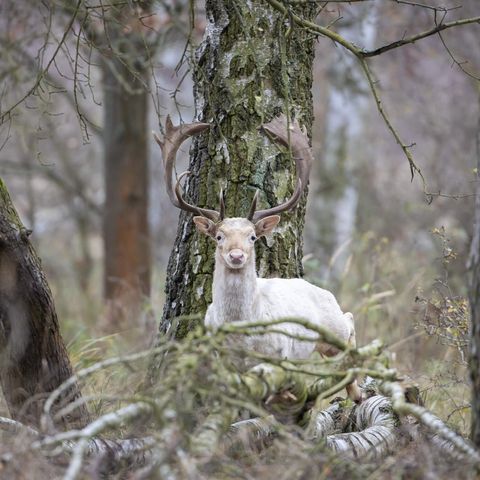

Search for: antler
xmin=248 ymin=114 xmax=313 ymax=223
xmin=153 ymin=116 xmax=223 ymax=222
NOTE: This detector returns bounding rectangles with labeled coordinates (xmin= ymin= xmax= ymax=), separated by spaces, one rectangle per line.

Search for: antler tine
xmin=153 ymin=116 xmax=220 ymax=222
xmin=250 ymin=114 xmax=313 ymax=223
xmin=219 ymin=188 xmax=225 ymax=221
xmin=247 ymin=190 xmax=260 ymax=221
xmin=174 ymin=172 xmax=221 ymax=220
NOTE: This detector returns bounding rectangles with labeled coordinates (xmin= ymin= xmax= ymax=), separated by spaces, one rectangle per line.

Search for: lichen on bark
xmin=159 ymin=0 xmax=317 ymax=337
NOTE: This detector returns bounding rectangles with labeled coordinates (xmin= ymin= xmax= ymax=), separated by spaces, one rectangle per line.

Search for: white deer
xmin=154 ymin=115 xmax=362 ymax=402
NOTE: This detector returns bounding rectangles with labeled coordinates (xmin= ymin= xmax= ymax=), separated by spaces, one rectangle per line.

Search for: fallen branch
xmin=1 ymin=320 xmax=477 ymax=477
xmin=382 ymin=381 xmax=480 ymax=462
xmin=41 ymin=343 xmax=173 ymax=432
xmin=225 ymin=416 xmax=279 ymax=456
xmin=326 ymin=396 xmax=397 ymax=459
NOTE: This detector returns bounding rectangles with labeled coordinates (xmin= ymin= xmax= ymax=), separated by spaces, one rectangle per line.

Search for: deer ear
xmin=193 ymin=216 xmax=217 ymax=238
xmin=255 ymin=215 xmax=280 ymax=237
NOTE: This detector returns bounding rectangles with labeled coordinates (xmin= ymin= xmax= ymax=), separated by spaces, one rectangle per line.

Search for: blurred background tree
xmin=99 ymin=3 xmax=153 ymax=329
xmin=468 ymin=88 xmax=480 ymax=447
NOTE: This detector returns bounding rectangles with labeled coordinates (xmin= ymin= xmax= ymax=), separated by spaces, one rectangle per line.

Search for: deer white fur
xmin=194 ymin=216 xmax=362 ymax=402
xmin=154 ymin=114 xmax=362 ymax=402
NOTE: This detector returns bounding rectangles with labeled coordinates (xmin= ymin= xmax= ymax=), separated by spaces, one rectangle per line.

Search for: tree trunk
xmin=102 ymin=24 xmax=151 ymax=330
xmin=0 ymin=178 xmax=89 ymax=429
xmin=159 ymin=0 xmax=317 ymax=338
xmin=469 ymin=89 xmax=480 ymax=447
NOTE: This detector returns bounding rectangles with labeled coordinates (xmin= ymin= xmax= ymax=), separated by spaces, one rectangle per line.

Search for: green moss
xmin=174 ymin=314 xmax=203 ymax=340
xmin=0 ymin=178 xmax=23 ymax=230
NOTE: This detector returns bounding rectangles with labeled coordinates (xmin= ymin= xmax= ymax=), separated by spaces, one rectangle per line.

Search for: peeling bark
xmin=306 ymin=402 xmax=342 ymax=439
xmin=326 ymin=396 xmax=397 ymax=459
xmin=0 ymin=178 xmax=89 ymax=428
xmin=225 ymin=416 xmax=278 ymax=456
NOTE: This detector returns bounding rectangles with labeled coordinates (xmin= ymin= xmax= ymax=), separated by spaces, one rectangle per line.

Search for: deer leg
xmin=345 ymin=330 xmax=364 ymax=403
xmin=316 ymin=335 xmax=364 ymax=404
xmin=346 ymin=380 xmax=363 ymax=404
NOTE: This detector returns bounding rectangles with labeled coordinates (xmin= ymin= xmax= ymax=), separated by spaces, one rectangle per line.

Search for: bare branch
xmin=358 ymin=58 xmax=424 ymax=183
xmin=361 ymin=16 xmax=480 ymax=58
xmin=390 ymin=0 xmax=462 ymax=13
xmin=263 ymin=0 xmax=478 ymax=184
xmin=0 ymin=0 xmax=83 ymax=125
xmin=382 ymin=381 xmax=480 ymax=461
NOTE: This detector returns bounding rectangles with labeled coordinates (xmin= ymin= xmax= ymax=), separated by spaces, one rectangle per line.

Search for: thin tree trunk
xmin=102 ymin=30 xmax=151 ymax=329
xmin=469 ymin=88 xmax=480 ymax=447
xmin=0 ymin=177 xmax=89 ymax=429
xmin=159 ymin=0 xmax=317 ymax=339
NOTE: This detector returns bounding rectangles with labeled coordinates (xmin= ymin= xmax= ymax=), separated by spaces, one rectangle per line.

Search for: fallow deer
xmin=154 ymin=115 xmax=362 ymax=402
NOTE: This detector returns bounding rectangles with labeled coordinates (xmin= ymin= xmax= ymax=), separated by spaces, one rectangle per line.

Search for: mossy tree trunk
xmin=0 ymin=178 xmax=89 ymax=429
xmin=160 ymin=0 xmax=316 ymax=336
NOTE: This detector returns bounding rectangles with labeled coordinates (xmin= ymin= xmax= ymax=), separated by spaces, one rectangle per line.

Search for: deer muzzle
xmin=227 ymin=249 xmax=246 ymax=267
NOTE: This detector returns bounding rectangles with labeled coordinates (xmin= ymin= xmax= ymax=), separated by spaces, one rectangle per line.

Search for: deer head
xmin=153 ymin=114 xmax=313 ymax=270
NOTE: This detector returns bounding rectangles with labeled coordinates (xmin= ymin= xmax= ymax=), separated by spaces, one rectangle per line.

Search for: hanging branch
xmin=358 ymin=58 xmax=424 ymax=183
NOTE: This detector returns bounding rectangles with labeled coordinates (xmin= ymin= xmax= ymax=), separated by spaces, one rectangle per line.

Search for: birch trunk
xmin=159 ymin=0 xmax=317 ymax=339
xmin=326 ymin=395 xmax=397 ymax=459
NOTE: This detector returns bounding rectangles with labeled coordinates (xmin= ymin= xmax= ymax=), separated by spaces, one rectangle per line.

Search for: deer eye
xmin=250 ymin=235 xmax=257 ymax=242
xmin=216 ymin=234 xmax=223 ymax=242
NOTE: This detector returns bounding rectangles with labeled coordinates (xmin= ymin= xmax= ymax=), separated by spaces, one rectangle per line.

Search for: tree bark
xmin=159 ymin=0 xmax=317 ymax=338
xmin=0 ymin=177 xmax=89 ymax=429
xmin=102 ymin=16 xmax=151 ymax=329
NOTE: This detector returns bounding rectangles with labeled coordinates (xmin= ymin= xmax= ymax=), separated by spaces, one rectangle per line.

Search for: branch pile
xmin=0 ymin=318 xmax=478 ymax=479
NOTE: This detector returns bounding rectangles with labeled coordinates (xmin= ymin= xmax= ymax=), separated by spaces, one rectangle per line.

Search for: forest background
xmin=0 ymin=0 xmax=479 ymax=476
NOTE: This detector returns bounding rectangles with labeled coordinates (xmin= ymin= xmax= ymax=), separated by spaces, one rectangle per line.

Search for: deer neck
xmin=212 ymin=250 xmax=259 ymax=323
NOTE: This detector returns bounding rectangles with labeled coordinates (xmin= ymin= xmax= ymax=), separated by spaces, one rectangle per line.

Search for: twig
xmin=219 ymin=317 xmax=348 ymax=351
xmin=0 ymin=0 xmax=83 ymax=125
xmin=382 ymin=381 xmax=480 ymax=462
xmin=264 ymin=0 xmax=479 ymax=183
xmin=0 ymin=416 xmax=39 ymax=437
xmin=42 ymin=343 xmax=174 ymax=431
xmin=63 ymin=402 xmax=153 ymax=480
xmin=362 ymin=16 xmax=480 ymax=58
xmin=358 ymin=58 xmax=424 ymax=183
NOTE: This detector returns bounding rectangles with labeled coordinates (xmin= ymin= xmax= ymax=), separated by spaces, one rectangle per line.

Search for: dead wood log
xmin=225 ymin=416 xmax=278 ymax=456
xmin=305 ymin=402 xmax=342 ymax=439
xmin=326 ymin=395 xmax=397 ymax=459
xmin=1 ymin=403 xmax=155 ymax=480
xmin=190 ymin=408 xmax=238 ymax=458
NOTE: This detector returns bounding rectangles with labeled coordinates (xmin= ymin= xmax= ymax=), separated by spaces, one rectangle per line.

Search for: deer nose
xmin=228 ymin=249 xmax=245 ymax=264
